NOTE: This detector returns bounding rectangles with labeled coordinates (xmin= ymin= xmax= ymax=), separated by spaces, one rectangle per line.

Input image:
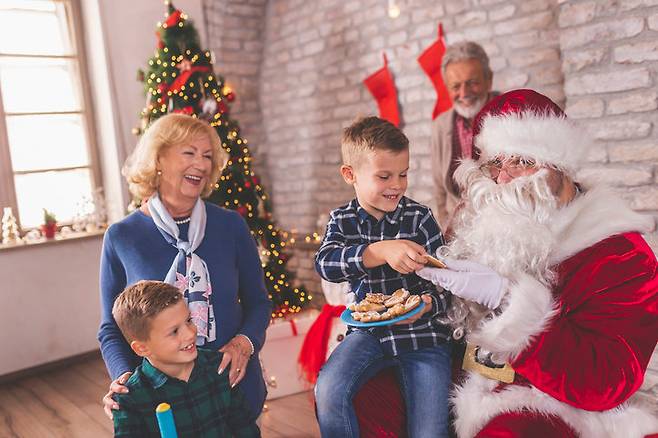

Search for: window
xmin=0 ymin=0 xmax=99 ymax=229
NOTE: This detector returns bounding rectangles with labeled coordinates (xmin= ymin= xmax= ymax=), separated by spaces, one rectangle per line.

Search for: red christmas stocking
xmin=363 ymin=53 xmax=400 ymax=127
xmin=418 ymin=23 xmax=453 ymax=119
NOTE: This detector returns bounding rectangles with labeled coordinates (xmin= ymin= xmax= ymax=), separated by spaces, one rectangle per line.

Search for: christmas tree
xmin=135 ymin=1 xmax=311 ymax=318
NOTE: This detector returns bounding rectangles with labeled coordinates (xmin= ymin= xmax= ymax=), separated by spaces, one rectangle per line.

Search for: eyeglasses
xmin=480 ymin=156 xmax=538 ymax=179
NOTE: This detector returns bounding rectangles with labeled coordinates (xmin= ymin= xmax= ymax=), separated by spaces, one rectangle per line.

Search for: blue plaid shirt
xmin=315 ymin=196 xmax=452 ymax=355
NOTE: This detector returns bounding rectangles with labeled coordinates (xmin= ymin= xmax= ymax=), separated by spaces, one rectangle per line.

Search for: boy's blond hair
xmin=112 ymin=280 xmax=183 ymax=342
xmin=341 ymin=116 xmax=409 ymax=167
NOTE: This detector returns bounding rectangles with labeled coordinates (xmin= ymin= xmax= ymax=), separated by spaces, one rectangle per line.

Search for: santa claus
xmin=417 ymin=89 xmax=658 ymax=437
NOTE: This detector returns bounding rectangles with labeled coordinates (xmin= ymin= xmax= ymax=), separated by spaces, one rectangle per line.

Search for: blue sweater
xmin=98 ymin=202 xmax=272 ymax=419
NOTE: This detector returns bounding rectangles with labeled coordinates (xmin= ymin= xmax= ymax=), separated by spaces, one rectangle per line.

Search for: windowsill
xmin=0 ymin=228 xmax=105 ymax=252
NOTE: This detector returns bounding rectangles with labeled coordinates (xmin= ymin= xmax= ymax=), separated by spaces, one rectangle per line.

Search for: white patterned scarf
xmin=148 ymin=193 xmax=215 ymax=344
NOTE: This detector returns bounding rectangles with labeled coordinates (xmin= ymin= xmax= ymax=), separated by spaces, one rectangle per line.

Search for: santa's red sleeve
xmin=512 ymin=232 xmax=658 ymax=411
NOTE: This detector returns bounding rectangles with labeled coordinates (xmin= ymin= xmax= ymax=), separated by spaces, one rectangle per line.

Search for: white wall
xmin=0 ymin=237 xmax=103 ymax=375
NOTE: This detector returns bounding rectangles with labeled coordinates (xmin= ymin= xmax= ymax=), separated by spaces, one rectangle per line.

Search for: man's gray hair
xmin=442 ymin=41 xmax=493 ymax=80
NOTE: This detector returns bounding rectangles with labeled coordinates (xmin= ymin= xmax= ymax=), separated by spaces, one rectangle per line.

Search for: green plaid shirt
xmin=112 ymin=349 xmax=260 ymax=437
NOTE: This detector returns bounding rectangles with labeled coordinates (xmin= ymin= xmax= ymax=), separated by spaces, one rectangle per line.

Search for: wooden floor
xmin=0 ymin=354 xmax=320 ymax=438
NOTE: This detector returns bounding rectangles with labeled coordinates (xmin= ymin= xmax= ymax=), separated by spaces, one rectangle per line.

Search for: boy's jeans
xmin=315 ymin=330 xmax=452 ymax=438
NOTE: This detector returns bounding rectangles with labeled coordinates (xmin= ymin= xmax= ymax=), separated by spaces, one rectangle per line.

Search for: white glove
xmin=416 ymin=257 xmax=507 ymax=309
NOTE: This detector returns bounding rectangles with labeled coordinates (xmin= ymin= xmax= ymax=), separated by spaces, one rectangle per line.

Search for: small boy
xmin=314 ymin=116 xmax=453 ymax=438
xmin=111 ymin=280 xmax=260 ymax=438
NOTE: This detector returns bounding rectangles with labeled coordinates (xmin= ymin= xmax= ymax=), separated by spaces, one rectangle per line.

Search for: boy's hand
xmin=102 ymin=371 xmax=132 ymax=420
xmin=364 ymin=239 xmax=427 ymax=274
xmin=394 ymin=294 xmax=432 ymax=325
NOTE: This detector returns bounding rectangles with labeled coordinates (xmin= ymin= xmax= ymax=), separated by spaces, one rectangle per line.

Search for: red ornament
xmin=244 ymin=181 xmax=251 ymax=188
xmin=226 ymin=91 xmax=236 ymax=102
xmin=417 ymin=23 xmax=452 ymax=120
xmin=363 ymin=53 xmax=400 ymax=127
xmin=157 ymin=32 xmax=165 ymax=49
xmin=217 ymin=100 xmax=228 ymax=114
xmin=165 ymin=10 xmax=182 ymax=28
xmin=237 ymin=206 xmax=247 ymax=216
xmin=252 ymin=176 xmax=260 ymax=185
xmin=172 ymin=106 xmax=194 ymax=115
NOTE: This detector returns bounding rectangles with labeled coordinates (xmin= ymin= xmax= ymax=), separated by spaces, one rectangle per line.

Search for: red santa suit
xmin=453 ymin=187 xmax=658 ymax=438
xmin=451 ymin=89 xmax=658 ymax=438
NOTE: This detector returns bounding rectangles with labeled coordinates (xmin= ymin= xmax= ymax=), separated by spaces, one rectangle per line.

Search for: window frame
xmin=0 ymin=0 xmax=101 ymax=231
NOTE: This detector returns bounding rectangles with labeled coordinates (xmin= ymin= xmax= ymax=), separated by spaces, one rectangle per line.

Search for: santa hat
xmin=473 ymin=89 xmax=590 ymax=175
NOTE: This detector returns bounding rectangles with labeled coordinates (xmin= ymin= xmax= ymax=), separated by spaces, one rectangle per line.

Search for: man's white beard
xmin=439 ymin=165 xmax=560 ymax=336
xmin=447 ymin=165 xmax=558 ymax=285
xmin=453 ymin=95 xmax=488 ymax=120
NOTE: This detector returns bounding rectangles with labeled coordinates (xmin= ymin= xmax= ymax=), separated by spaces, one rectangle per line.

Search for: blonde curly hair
xmin=122 ymin=114 xmax=227 ymax=200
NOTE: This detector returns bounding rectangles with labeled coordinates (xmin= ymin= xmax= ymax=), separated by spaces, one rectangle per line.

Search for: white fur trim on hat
xmin=475 ymin=111 xmax=592 ymax=175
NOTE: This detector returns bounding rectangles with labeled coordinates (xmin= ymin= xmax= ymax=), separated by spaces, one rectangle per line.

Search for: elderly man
xmin=419 ymin=89 xmax=658 ymax=437
xmin=431 ymin=41 xmax=497 ymax=230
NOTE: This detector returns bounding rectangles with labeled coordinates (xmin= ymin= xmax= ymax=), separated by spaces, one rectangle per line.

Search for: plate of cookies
xmin=340 ymin=289 xmax=425 ymax=327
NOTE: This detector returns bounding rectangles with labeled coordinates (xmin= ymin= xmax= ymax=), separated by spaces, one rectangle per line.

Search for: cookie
xmin=360 ymin=311 xmax=383 ymax=323
xmin=403 ymin=295 xmax=421 ymax=312
xmin=365 ymin=293 xmax=387 ymax=304
xmin=425 ymin=255 xmax=447 ymax=269
xmin=387 ymin=303 xmax=407 ymax=318
xmin=355 ymin=301 xmax=387 ymax=312
xmin=351 ymin=311 xmax=365 ymax=321
xmin=384 ymin=288 xmax=410 ymax=307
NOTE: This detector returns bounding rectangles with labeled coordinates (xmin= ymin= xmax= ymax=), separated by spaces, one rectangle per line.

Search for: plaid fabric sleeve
xmin=112 ymin=394 xmax=148 ymax=437
xmin=226 ymin=385 xmax=261 ymax=437
xmin=315 ymin=211 xmax=368 ymax=283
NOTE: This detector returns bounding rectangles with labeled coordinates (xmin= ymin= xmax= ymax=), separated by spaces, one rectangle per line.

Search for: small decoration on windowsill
xmin=2 ymin=207 xmax=22 ymax=245
xmin=41 ymin=209 xmax=57 ymax=239
xmin=23 ymin=229 xmax=42 ymax=243
xmin=72 ymin=188 xmax=108 ymax=233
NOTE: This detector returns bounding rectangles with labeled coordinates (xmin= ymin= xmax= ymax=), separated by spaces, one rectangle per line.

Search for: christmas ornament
xmin=363 ymin=53 xmax=400 ymax=127
xmin=176 ymin=58 xmax=192 ymax=72
xmin=199 ymin=97 xmax=218 ymax=120
xmin=417 ymin=23 xmax=452 ymax=120
xmin=1 ymin=207 xmax=22 ymax=245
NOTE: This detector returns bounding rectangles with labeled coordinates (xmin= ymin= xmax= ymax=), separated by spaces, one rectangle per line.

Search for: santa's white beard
xmin=440 ymin=165 xmax=560 ymax=334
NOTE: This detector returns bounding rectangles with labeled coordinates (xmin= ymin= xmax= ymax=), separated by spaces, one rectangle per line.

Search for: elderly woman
xmin=98 ymin=113 xmax=272 ymax=420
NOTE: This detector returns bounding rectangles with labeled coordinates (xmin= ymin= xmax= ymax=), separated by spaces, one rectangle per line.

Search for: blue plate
xmin=340 ymin=302 xmax=425 ymax=327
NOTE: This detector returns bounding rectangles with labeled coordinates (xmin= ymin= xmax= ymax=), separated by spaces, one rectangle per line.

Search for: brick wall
xmin=558 ymin=0 xmax=658 ymax=413
xmin=560 ymin=0 xmax=658 ymax=228
xmin=204 ymin=0 xmax=267 ymax=160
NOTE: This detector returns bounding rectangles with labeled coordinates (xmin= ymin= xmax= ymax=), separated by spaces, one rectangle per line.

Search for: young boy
xmin=314 ymin=116 xmax=453 ymax=438
xmin=111 ymin=280 xmax=260 ymax=438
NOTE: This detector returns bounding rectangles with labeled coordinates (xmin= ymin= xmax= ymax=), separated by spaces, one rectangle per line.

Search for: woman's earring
xmin=157 ymin=170 xmax=162 ymax=176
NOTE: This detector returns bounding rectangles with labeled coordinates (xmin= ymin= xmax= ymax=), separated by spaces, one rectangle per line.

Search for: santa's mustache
xmin=447 ymin=161 xmax=558 ymax=284
xmin=454 ymin=160 xmax=558 ymax=221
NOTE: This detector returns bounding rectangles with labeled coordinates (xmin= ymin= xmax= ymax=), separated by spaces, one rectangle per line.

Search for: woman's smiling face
xmin=157 ymin=134 xmax=213 ymax=205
